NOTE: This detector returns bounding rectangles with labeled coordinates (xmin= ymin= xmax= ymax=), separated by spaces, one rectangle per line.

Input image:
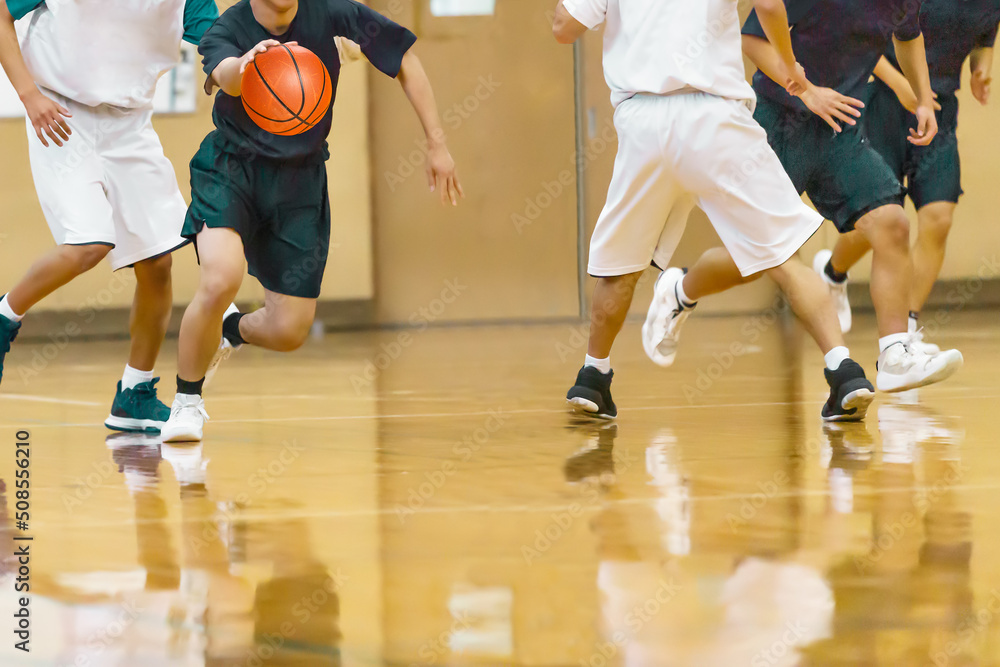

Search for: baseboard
xmin=847 ymin=277 xmax=1000 ymax=312
xmin=15 ymin=299 xmax=375 ymax=342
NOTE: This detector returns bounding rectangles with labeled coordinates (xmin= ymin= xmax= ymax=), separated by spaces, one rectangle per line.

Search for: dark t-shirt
xmin=743 ymin=0 xmax=923 ymax=111
xmin=885 ymin=0 xmax=1000 ymax=94
xmin=199 ymin=0 xmax=416 ymax=160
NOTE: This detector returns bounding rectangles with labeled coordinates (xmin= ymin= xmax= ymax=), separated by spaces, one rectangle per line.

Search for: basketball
xmin=241 ymin=44 xmax=332 ymax=136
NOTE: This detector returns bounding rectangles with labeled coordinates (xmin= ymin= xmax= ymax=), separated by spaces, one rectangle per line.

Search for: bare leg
xmin=237 ymin=289 xmax=316 ymax=353
xmin=6 ymin=244 xmax=111 ymax=314
xmin=765 ymin=258 xmax=845 ymax=354
xmin=829 ymin=229 xmax=872 ymax=275
xmin=587 ymin=272 xmax=644 ymax=359
xmin=854 ymin=205 xmax=912 ymax=337
xmin=128 ymin=254 xmax=173 ymax=371
xmin=681 ymin=247 xmax=757 ymax=301
xmin=177 ymin=228 xmax=245 ymax=382
xmin=910 ymin=202 xmax=955 ymax=312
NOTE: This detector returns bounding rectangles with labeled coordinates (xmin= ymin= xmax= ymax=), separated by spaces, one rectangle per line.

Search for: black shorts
xmin=753 ymin=96 xmax=905 ymax=233
xmin=864 ymin=79 xmax=963 ymax=210
xmin=183 ymin=133 xmax=331 ymax=299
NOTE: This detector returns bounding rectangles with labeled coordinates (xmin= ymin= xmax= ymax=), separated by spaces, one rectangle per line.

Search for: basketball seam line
xmin=251 ymin=54 xmax=313 ymax=127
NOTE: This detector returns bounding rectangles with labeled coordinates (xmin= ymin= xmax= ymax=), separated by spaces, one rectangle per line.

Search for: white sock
xmin=675 ymin=275 xmax=697 ymax=307
xmin=584 ymin=354 xmax=611 ymax=374
xmin=908 ymin=315 xmax=919 ymax=334
xmin=824 ymin=346 xmax=851 ymax=371
xmin=121 ymin=365 xmax=154 ymax=391
xmin=879 ymin=333 xmax=910 ymax=354
xmin=0 ymin=295 xmax=24 ymax=322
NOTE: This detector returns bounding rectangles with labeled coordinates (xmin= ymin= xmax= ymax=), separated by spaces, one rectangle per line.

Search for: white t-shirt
xmin=15 ymin=0 xmax=212 ymax=109
xmin=562 ymin=0 xmax=756 ymax=108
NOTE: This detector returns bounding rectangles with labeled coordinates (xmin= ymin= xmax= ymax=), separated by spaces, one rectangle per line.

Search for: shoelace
xmin=171 ymin=401 xmax=210 ymax=422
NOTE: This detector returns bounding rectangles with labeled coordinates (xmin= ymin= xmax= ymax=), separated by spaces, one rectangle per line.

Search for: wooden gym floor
xmin=0 ymin=309 xmax=998 ymax=666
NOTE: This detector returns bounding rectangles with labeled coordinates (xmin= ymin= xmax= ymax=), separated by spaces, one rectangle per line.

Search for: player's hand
xmin=427 ymin=142 xmax=464 ymax=206
xmin=971 ymin=69 xmax=992 ymax=105
xmin=798 ymin=84 xmax=864 ymax=133
xmin=909 ymin=103 xmax=938 ymax=146
xmin=22 ymin=88 xmax=71 ymax=148
xmin=238 ymin=40 xmax=298 ymax=74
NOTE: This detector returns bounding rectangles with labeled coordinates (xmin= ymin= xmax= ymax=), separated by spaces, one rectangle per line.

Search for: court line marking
xmin=0 ymin=394 xmax=102 ymax=407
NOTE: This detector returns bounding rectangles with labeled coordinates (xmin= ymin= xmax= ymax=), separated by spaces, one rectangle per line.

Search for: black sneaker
xmin=822 ymin=359 xmax=875 ymax=422
xmin=566 ymin=366 xmax=617 ymax=420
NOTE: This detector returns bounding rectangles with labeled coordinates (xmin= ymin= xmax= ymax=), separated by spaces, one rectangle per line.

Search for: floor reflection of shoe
xmin=646 ymin=429 xmax=691 ymax=556
xmin=106 ymin=432 xmax=162 ymax=489
xmin=822 ymin=422 xmax=874 ymax=472
xmin=160 ymin=443 xmax=208 ymax=496
xmin=564 ymin=422 xmax=618 ymax=483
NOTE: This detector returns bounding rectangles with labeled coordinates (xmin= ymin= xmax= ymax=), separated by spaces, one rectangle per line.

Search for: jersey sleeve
xmin=198 ymin=19 xmax=243 ymax=78
xmin=892 ymin=0 xmax=922 ymax=41
xmin=561 ymin=0 xmax=608 ymax=30
xmin=974 ymin=19 xmax=1000 ymax=49
xmin=183 ymin=0 xmax=220 ymax=45
xmin=5 ymin=0 xmax=44 ymax=20
xmin=331 ymin=0 xmax=417 ymax=78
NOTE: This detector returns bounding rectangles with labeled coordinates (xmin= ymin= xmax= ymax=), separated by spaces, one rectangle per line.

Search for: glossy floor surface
xmin=0 ymin=310 xmax=998 ymax=666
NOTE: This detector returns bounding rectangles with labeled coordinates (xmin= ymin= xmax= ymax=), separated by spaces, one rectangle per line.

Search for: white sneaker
xmin=907 ymin=328 xmax=941 ymax=355
xmin=876 ymin=342 xmax=963 ymax=393
xmin=642 ymin=267 xmax=694 ymax=368
xmin=204 ymin=304 xmax=242 ymax=387
xmin=813 ymin=249 xmax=852 ymax=333
xmin=161 ymin=394 xmax=210 ymax=443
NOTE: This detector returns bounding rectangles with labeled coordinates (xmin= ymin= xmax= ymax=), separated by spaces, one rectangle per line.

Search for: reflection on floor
xmin=0 ymin=310 xmax=997 ymax=666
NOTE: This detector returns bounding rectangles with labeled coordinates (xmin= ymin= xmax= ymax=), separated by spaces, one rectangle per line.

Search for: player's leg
xmin=0 ymin=92 xmax=115 ymax=385
xmin=682 ymin=94 xmax=872 ymax=421
xmin=232 ymin=290 xmax=317 ymax=352
xmin=910 ymin=201 xmax=955 ymax=318
xmin=128 ymin=254 xmax=174 ymax=373
xmin=567 ymin=95 xmax=681 ymax=419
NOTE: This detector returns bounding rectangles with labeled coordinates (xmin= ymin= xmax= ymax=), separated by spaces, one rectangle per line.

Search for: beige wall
xmin=0 ymin=15 xmax=373 ymax=314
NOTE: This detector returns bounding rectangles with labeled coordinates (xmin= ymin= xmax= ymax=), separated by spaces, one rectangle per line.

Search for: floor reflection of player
xmin=805 ymin=404 xmax=973 ymax=665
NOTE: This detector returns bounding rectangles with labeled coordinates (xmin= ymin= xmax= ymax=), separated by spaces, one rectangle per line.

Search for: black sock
xmin=222 ymin=311 xmax=246 ymax=346
xmin=177 ymin=376 xmax=205 ymax=396
xmin=824 ymin=260 xmax=848 ymax=284
xmin=909 ymin=310 xmax=920 ymax=322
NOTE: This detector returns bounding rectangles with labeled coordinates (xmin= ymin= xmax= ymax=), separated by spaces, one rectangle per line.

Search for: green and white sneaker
xmin=104 ymin=378 xmax=171 ymax=433
xmin=0 ymin=311 xmax=22 ymax=386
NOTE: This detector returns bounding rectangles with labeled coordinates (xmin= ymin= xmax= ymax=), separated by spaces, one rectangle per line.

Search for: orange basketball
xmin=241 ymin=44 xmax=332 ymax=136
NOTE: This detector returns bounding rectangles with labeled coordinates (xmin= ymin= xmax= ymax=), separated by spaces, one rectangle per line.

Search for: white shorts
xmin=26 ymin=88 xmax=188 ymax=271
xmin=588 ymin=92 xmax=823 ymax=277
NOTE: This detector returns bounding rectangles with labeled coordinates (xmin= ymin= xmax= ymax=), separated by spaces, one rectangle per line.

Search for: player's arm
xmin=893 ymin=35 xmax=938 ymax=145
xmin=741 ymin=34 xmax=863 ymax=132
xmin=552 ymin=1 xmax=588 ymax=44
xmin=397 ymin=49 xmax=463 ymax=206
xmin=750 ymin=0 xmax=808 ymax=94
xmin=0 ymin=1 xmax=71 ymax=147
xmin=873 ymin=56 xmax=940 ymax=114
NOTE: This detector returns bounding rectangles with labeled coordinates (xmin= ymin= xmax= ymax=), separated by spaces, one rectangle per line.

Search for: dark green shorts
xmin=864 ymin=80 xmax=963 ymax=210
xmin=183 ymin=133 xmax=331 ymax=299
xmin=753 ymin=96 xmax=904 ymax=233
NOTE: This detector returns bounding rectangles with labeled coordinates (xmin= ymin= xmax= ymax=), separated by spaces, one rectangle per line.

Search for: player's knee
xmin=921 ymin=209 xmax=953 ymax=244
xmin=270 ymin=318 xmax=311 ymax=352
xmin=198 ymin=271 xmax=241 ymax=309
xmin=64 ymin=244 xmax=111 ymax=273
xmin=869 ymin=211 xmax=910 ymax=249
xmin=136 ymin=254 xmax=173 ymax=286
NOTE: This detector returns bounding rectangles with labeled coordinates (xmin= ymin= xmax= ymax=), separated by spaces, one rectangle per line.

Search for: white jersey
xmin=18 ymin=0 xmax=189 ymax=109
xmin=562 ymin=0 xmax=756 ymax=108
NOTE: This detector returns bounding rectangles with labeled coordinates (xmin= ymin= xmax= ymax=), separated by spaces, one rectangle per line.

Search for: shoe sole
xmin=161 ymin=429 xmax=203 ymax=443
xmin=822 ymin=388 xmax=875 ymax=422
xmin=566 ymin=397 xmax=616 ymax=421
xmin=104 ymin=415 xmax=165 ymax=433
xmin=878 ymin=352 xmax=964 ymax=393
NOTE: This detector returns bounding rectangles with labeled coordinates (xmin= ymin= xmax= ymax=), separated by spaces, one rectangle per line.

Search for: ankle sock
xmin=176 ymin=376 xmax=205 ymax=396
xmin=908 ymin=311 xmax=919 ymax=333
xmin=0 ymin=294 xmax=24 ymax=322
xmin=675 ymin=276 xmax=697 ymax=308
xmin=879 ymin=333 xmax=910 ymax=354
xmin=222 ymin=311 xmax=245 ymax=346
xmin=122 ymin=365 xmax=154 ymax=391
xmin=584 ymin=354 xmax=611 ymax=375
xmin=824 ymin=260 xmax=848 ymax=284
xmin=824 ymin=346 xmax=851 ymax=371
